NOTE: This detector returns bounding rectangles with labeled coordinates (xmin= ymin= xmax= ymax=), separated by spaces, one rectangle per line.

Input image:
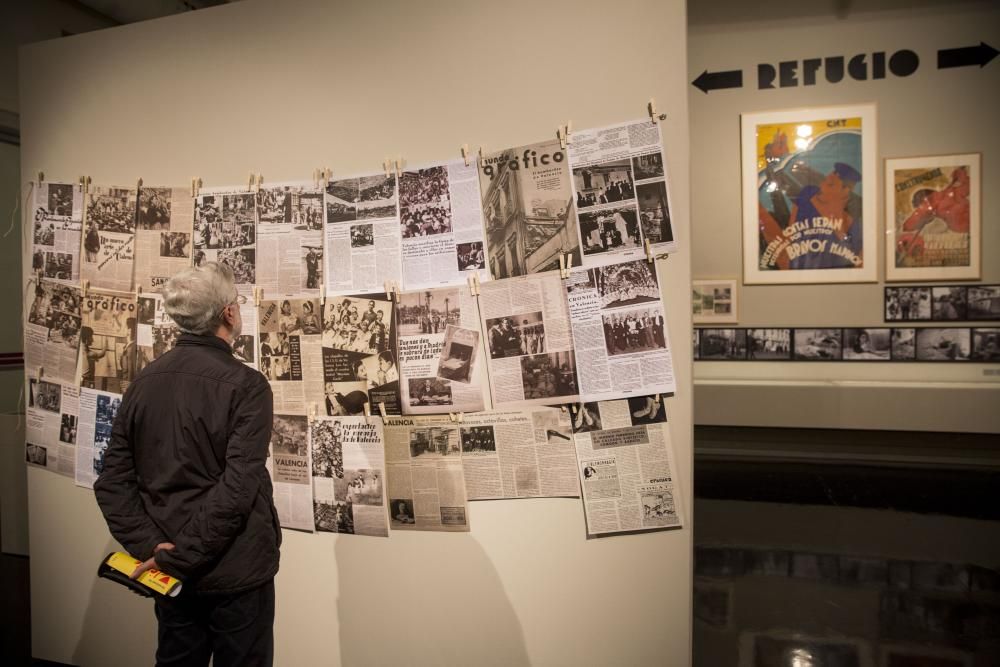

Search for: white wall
xmin=688 ymin=1 xmax=1000 ymax=433
xmin=18 ymin=1 xmax=693 ymax=664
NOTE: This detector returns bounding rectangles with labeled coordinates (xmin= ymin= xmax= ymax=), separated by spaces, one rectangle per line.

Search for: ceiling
xmin=70 ymin=0 xmax=236 ymax=26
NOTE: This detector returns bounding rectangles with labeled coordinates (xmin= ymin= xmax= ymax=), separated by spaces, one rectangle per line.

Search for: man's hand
xmin=130 ymin=542 xmax=175 ymax=580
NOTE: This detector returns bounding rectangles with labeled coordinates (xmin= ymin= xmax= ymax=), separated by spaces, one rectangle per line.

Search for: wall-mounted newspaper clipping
xmin=478 ymin=270 xmax=580 ymax=408
xmin=233 ymin=286 xmax=258 ymax=369
xmin=74 ymin=387 xmax=122 ymax=489
xmin=31 ymin=181 xmax=83 ymax=285
xmin=257 ymin=297 xmax=324 ymax=414
xmin=572 ymin=397 xmax=681 ymax=536
xmin=25 ymin=280 xmax=81 ymax=384
xmin=26 ymin=378 xmax=79 ymax=478
xmin=266 ymin=414 xmax=314 ymax=532
xmin=399 ymin=160 xmax=489 ymax=289
xmin=135 ymin=293 xmax=180 ymax=373
xmin=320 ymin=292 xmax=401 ymax=417
xmin=396 ymin=285 xmax=490 ymax=415
xmin=134 ymin=186 xmax=195 ymax=292
xmin=78 ymin=291 xmax=138 ymax=395
xmin=310 ymin=416 xmax=388 ymax=537
xmin=193 ymin=187 xmax=257 ymax=285
xmin=82 ymin=185 xmax=137 ymax=291
xmin=383 ymin=416 xmax=470 ymax=532
xmin=324 ymin=173 xmax=401 ymax=295
xmin=568 ymin=120 xmax=675 ymax=267
xmin=478 ymin=138 xmax=581 ymax=278
xmin=565 ymin=259 xmax=675 ymax=400
xmin=460 ymin=407 xmax=578 ymax=500
xmin=256 ymin=182 xmax=324 ymax=295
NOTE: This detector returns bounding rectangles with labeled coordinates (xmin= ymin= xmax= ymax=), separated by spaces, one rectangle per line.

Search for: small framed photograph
xmin=746 ymin=328 xmax=792 ymax=360
xmin=792 ymin=328 xmax=843 ymax=361
xmin=739 ymin=631 xmax=870 ymax=667
xmin=693 ymin=279 xmax=738 ymax=324
xmin=915 ymin=328 xmax=970 ymax=361
xmin=699 ymin=328 xmax=746 ymax=360
xmin=890 ymin=328 xmax=917 ymax=361
xmin=967 ymin=285 xmax=1000 ymax=320
xmin=880 ymin=643 xmax=972 ymax=667
xmin=971 ymin=328 xmax=1000 ymax=362
xmin=884 ymin=286 xmax=932 ymax=322
xmin=843 ymin=328 xmax=891 ymax=360
xmin=885 ymin=153 xmax=981 ymax=282
xmin=930 ymin=286 xmax=968 ymax=321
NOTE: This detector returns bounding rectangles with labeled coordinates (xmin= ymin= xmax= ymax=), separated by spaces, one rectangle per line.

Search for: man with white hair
xmin=94 ymin=262 xmax=279 ymax=667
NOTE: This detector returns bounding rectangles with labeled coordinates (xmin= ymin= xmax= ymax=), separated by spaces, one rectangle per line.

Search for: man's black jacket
xmin=94 ymin=333 xmax=281 ymax=595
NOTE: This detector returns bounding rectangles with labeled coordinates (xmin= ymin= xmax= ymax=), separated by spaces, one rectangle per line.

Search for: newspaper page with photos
xmin=310 ymin=416 xmax=388 ymax=537
xmin=74 ymin=387 xmax=122 ymax=489
xmin=323 ymin=173 xmax=402 ymax=295
xmin=256 ymin=182 xmax=324 ymax=296
xmin=477 ymin=138 xmax=582 ymax=278
xmin=135 ymin=293 xmax=180 ymax=373
xmin=78 ymin=291 xmax=138 ymax=395
xmin=25 ymin=280 xmax=81 ymax=384
xmin=320 ymin=292 xmax=402 ymax=418
xmin=266 ymin=414 xmax=314 ymax=532
xmin=568 ymin=120 xmax=676 ymax=268
xmin=460 ymin=407 xmax=579 ymax=501
xmin=564 ymin=259 xmax=675 ymax=401
xmin=383 ymin=416 xmax=470 ymax=532
xmin=257 ymin=297 xmax=324 ymax=415
xmin=478 ymin=270 xmax=580 ymax=408
xmin=31 ymin=181 xmax=83 ymax=285
xmin=193 ymin=187 xmax=257 ymax=285
xmin=82 ymin=185 xmax=137 ymax=292
xmin=133 ymin=186 xmax=195 ymax=292
xmin=396 ymin=285 xmax=490 ymax=415
xmin=399 ymin=160 xmax=490 ymax=289
xmin=233 ymin=286 xmax=258 ymax=369
xmin=572 ymin=397 xmax=682 ymax=536
xmin=25 ymin=378 xmax=79 ymax=478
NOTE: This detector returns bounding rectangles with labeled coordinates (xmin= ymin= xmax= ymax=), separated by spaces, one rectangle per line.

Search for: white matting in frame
xmin=692 ymin=278 xmax=738 ymax=324
xmin=884 ymin=153 xmax=981 ymax=282
xmin=741 ymin=104 xmax=878 ymax=285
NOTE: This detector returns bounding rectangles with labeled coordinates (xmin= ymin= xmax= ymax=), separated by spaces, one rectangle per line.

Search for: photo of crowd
xmin=593 ymin=260 xmax=660 ymax=308
xmin=159 ymin=232 xmax=191 ymax=258
xmin=407 ymin=377 xmax=452 ymax=407
xmin=573 ymin=159 xmax=635 ymax=209
xmin=457 ymin=241 xmax=485 ymax=271
xmin=793 ymin=329 xmax=843 ymax=360
xmin=271 ymin=414 xmax=308 ymax=457
xmin=885 ymin=287 xmax=932 ymax=321
xmin=519 ymin=351 xmax=577 ymax=400
xmin=87 ymin=187 xmax=136 ymax=234
xmin=916 ymin=328 xmax=970 ymax=361
xmin=602 ymin=308 xmax=666 ymax=356
xmin=311 ymin=419 xmax=343 ymax=478
xmin=486 ymin=312 xmax=545 ymax=359
xmin=350 ymin=224 xmax=374 ymax=248
xmin=579 ymin=205 xmax=641 ymax=256
xmin=216 ymin=248 xmax=255 ymax=284
xmin=632 ymin=152 xmax=664 ymax=180
xmin=321 ymin=298 xmax=392 ymax=354
xmin=28 ymin=282 xmax=81 ymax=348
xmin=357 ymin=174 xmax=397 ymax=219
xmin=136 ymin=187 xmax=172 ymax=230
xmin=400 ymin=166 xmax=453 ymax=238
xmin=409 ymin=426 xmax=459 ymax=458
xmin=325 ymin=177 xmax=359 ymax=223
xmin=256 ymin=187 xmax=291 ymax=224
xmin=314 ymin=500 xmax=354 ymax=534
xmin=460 ymin=425 xmax=496 ymax=453
xmin=746 ymin=329 xmax=791 ymax=360
xmin=843 ymin=328 xmax=891 ymax=360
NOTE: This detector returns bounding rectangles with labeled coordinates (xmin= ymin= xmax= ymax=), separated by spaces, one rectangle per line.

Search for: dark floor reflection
xmin=692 ymin=427 xmax=1000 ymax=667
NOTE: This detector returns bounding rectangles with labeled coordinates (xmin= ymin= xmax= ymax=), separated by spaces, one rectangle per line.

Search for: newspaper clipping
xmin=135 ymin=293 xmax=180 ymax=373
xmin=383 ymin=416 xmax=470 ymax=532
xmin=26 ymin=378 xmax=79 ymax=478
xmin=569 ymin=120 xmax=676 ymax=267
xmin=256 ymin=182 xmax=324 ymax=295
xmin=478 ymin=138 xmax=581 ymax=278
xmin=460 ymin=407 xmax=579 ymax=500
xmin=257 ymin=297 xmax=324 ymax=414
xmin=82 ymin=185 xmax=138 ymax=291
xmin=478 ymin=270 xmax=580 ymax=408
xmin=310 ymin=416 xmax=388 ymax=537
xmin=396 ymin=285 xmax=490 ymax=415
xmin=78 ymin=291 xmax=138 ymax=394
xmin=324 ymin=173 xmax=402 ymax=295
xmin=31 ymin=181 xmax=83 ymax=285
xmin=193 ymin=187 xmax=257 ymax=285
xmin=234 ymin=285 xmax=258 ymax=369
xmin=133 ymin=186 xmax=195 ymax=293
xmin=564 ymin=259 xmax=675 ymax=401
xmin=399 ymin=160 xmax=490 ymax=289
xmin=25 ymin=280 xmax=81 ymax=384
xmin=74 ymin=387 xmax=122 ymax=489
xmin=266 ymin=414 xmax=314 ymax=532
xmin=572 ymin=397 xmax=682 ymax=536
xmin=320 ymin=293 xmax=401 ymax=417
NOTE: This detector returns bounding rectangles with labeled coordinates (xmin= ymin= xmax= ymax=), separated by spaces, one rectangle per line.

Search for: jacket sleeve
xmin=94 ymin=393 xmax=169 ymax=561
xmin=154 ymin=376 xmax=274 ymax=580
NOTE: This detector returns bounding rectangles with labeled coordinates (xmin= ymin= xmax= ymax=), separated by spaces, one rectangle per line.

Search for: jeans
xmin=153 ymin=580 xmax=274 ymax=667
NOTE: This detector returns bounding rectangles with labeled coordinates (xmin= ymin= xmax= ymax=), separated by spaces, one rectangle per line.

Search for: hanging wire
xmin=4 ymin=180 xmax=32 ymax=238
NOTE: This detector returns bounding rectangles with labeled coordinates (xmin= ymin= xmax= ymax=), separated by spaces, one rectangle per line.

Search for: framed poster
xmin=741 ymin=104 xmax=877 ymax=284
xmin=885 ymin=153 xmax=981 ymax=282
xmin=692 ymin=278 xmax=738 ymax=324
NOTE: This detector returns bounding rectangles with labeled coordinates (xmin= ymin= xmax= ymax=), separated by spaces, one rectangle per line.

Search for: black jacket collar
xmin=176 ymin=333 xmax=233 ymax=354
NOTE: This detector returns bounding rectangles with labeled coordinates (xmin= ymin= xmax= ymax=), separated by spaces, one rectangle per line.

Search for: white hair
xmin=162 ymin=262 xmax=236 ymax=335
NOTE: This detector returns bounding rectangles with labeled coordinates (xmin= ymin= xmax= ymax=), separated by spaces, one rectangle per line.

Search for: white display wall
xmin=18 ymin=0 xmax=693 ymax=664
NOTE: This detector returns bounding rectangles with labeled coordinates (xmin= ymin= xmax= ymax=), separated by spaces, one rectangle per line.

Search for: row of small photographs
xmin=885 ymin=284 xmax=1000 ymax=322
xmin=693 ymin=327 xmax=1000 ymax=362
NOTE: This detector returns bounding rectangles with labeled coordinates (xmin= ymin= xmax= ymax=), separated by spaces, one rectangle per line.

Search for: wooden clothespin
xmin=37 ymin=171 xmax=44 ymax=184
xmin=467 ymin=273 xmax=480 ymax=297
xmin=136 ymin=285 xmax=143 ymax=298
xmin=648 ymin=98 xmax=666 ymax=124
xmin=191 ymin=177 xmax=202 ymax=198
xmin=559 ymin=252 xmax=573 ymax=279
xmin=363 ymin=402 xmax=372 ymax=424
xmin=308 ymin=403 xmax=317 ymax=420
xmin=653 ymin=394 xmax=661 ymax=405
xmin=559 ymin=404 xmax=568 ymax=413
xmin=570 ymin=404 xmax=578 ymax=416
xmin=319 ymin=284 xmax=326 ymax=305
xmin=37 ymin=367 xmax=44 ymax=380
xmin=645 ymin=238 xmax=655 ymax=263
xmin=253 ymin=286 xmax=262 ymax=307
xmin=324 ymin=168 xmax=332 ymax=182
xmin=312 ymin=168 xmax=320 ymax=189
xmin=394 ymin=157 xmax=402 ymax=178
xmin=377 ymin=401 xmax=388 ymax=423
xmin=383 ymin=158 xmax=392 ymax=178
xmin=461 ymin=144 xmax=471 ymax=167
xmin=449 ymin=412 xmax=464 ymax=424
xmin=81 ymin=279 xmax=90 ymax=298
xmin=478 ymin=145 xmax=488 ymax=167
xmin=136 ymin=177 xmax=143 ymax=190
xmin=557 ymin=125 xmax=567 ymax=150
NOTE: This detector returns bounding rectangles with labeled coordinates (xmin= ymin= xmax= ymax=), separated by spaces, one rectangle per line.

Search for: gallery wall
xmin=18 ymin=0 xmax=693 ymax=665
xmin=688 ymin=0 xmax=1000 ymax=433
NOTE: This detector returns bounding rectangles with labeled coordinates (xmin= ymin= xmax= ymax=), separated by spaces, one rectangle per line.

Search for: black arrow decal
xmin=691 ymin=69 xmax=743 ymax=94
xmin=937 ymin=42 xmax=998 ymax=69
